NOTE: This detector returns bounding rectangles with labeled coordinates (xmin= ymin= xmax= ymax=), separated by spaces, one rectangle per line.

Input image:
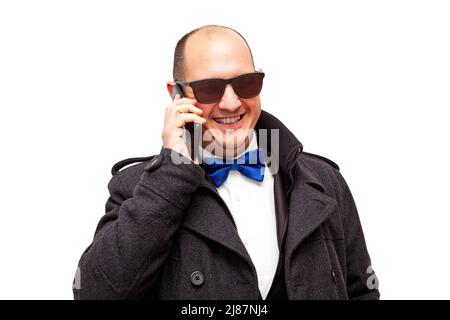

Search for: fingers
xmin=173 ymin=103 xmax=204 ymax=116
xmin=168 ymin=96 xmax=203 ymax=115
xmin=164 ymin=97 xmax=205 ymax=128
xmin=175 ymin=112 xmax=206 ymax=127
xmin=162 ymin=95 xmax=205 ymax=159
xmin=172 ymin=95 xmax=198 ymax=106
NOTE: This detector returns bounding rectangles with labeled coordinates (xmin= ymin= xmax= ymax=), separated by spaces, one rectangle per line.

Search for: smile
xmin=213 ymin=114 xmax=244 ymax=125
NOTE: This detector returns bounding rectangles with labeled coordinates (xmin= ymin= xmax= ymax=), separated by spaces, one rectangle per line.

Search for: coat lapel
xmin=284 ymin=161 xmax=338 ymax=264
xmin=180 ymin=175 xmax=254 ymax=267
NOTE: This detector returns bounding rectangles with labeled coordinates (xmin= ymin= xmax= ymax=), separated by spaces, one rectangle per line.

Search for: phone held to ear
xmin=172 ymin=84 xmax=202 ymax=163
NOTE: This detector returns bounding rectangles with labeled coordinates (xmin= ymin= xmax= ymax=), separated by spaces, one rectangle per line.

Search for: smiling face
xmin=176 ymin=29 xmax=262 ymax=157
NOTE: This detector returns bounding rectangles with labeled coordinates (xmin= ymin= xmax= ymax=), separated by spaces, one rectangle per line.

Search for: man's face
xmin=177 ymin=32 xmax=261 ymax=156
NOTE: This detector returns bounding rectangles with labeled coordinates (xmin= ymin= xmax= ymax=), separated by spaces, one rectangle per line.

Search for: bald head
xmin=172 ymin=25 xmax=255 ymax=81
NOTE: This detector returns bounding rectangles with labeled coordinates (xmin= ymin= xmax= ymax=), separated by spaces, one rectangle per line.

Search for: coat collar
xmin=182 ymin=110 xmax=336 ymax=264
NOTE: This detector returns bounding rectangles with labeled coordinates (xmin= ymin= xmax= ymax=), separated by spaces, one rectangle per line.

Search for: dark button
xmin=331 ymin=269 xmax=336 ymax=284
xmin=144 ymin=155 xmax=162 ymax=172
xmin=190 ymin=271 xmax=205 ymax=286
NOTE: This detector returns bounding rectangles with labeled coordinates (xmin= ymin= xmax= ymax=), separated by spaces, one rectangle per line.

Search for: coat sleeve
xmin=73 ymin=148 xmax=205 ymax=299
xmin=336 ymin=171 xmax=380 ymax=300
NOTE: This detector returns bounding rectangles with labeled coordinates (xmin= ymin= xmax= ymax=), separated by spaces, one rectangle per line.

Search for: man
xmin=73 ymin=25 xmax=379 ymax=300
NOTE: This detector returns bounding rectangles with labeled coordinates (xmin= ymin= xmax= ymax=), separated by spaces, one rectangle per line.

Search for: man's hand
xmin=161 ymin=94 xmax=206 ymax=161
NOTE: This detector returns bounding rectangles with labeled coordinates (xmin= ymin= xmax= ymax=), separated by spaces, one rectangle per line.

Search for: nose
xmin=218 ymin=84 xmax=241 ymax=112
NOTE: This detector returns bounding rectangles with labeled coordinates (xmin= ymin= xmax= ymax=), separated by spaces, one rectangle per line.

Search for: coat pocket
xmin=289 ymin=224 xmax=348 ymax=299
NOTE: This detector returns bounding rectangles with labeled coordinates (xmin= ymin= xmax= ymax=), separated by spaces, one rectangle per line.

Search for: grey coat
xmin=73 ymin=111 xmax=380 ymax=300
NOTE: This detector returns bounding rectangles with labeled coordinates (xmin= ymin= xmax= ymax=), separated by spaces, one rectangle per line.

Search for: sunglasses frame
xmin=176 ymin=71 xmax=265 ymax=104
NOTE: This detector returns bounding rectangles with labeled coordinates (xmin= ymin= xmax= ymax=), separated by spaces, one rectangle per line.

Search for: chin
xmin=203 ymin=122 xmax=254 ymax=157
xmin=217 ymin=134 xmax=249 ymax=157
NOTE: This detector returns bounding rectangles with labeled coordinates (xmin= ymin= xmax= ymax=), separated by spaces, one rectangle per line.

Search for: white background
xmin=1 ymin=0 xmax=449 ymax=300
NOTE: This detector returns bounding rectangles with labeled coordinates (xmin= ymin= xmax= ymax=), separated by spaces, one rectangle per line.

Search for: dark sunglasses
xmin=176 ymin=72 xmax=265 ymax=104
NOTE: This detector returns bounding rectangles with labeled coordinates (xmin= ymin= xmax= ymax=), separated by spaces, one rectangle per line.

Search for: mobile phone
xmin=171 ymin=84 xmax=202 ymax=163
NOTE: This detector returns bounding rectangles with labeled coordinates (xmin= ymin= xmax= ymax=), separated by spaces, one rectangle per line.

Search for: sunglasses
xmin=176 ymin=72 xmax=265 ymax=104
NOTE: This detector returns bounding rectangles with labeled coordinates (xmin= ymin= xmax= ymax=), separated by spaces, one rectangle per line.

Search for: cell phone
xmin=171 ymin=84 xmax=202 ymax=163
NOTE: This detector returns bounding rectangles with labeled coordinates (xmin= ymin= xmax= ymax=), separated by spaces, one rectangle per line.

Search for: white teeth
xmin=215 ymin=116 xmax=241 ymax=124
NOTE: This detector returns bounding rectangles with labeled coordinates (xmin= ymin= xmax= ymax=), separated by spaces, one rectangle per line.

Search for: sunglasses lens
xmin=193 ymin=79 xmax=225 ymax=104
xmin=233 ymin=73 xmax=264 ymax=99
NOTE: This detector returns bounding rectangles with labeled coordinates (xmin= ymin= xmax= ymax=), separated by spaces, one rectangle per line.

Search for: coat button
xmin=144 ymin=155 xmax=162 ymax=172
xmin=190 ymin=271 xmax=205 ymax=286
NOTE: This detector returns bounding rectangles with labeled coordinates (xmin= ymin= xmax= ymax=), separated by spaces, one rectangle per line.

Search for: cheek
xmin=244 ymin=100 xmax=261 ymax=124
xmin=200 ymin=105 xmax=214 ymax=120
xmin=201 ymin=107 xmax=218 ymax=130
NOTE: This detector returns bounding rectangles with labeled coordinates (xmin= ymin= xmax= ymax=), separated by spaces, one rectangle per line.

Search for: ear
xmin=167 ymin=81 xmax=176 ymax=98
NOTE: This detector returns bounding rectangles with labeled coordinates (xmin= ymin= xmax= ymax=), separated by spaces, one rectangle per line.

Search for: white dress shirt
xmin=201 ymin=132 xmax=279 ymax=299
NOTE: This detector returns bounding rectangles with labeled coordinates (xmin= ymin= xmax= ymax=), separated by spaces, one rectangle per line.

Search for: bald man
xmin=73 ymin=25 xmax=379 ymax=300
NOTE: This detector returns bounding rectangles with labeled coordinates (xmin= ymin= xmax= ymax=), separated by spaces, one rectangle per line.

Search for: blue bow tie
xmin=203 ymin=148 xmax=266 ymax=188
